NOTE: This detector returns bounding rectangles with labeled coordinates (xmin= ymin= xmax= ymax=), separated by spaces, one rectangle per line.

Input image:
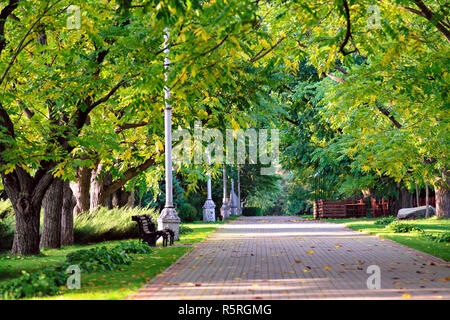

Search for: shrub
xmin=0 ymin=241 xmax=143 ymax=299
xmin=74 ymin=206 xmax=158 ymax=244
xmin=178 ymin=203 xmax=198 ymax=222
xmin=114 ymin=240 xmax=153 ymax=254
xmin=0 ymin=200 xmax=14 ymax=252
xmin=386 ymin=221 xmax=423 ymax=233
xmin=423 ymin=232 xmax=450 ymax=243
xmin=0 ymin=268 xmax=67 ymax=300
xmin=0 ymin=199 xmax=14 ymax=220
xmin=0 ymin=218 xmax=14 ymax=252
xmin=179 ymin=225 xmax=194 ymax=235
xmin=242 ymin=207 xmax=263 ymax=216
xmin=374 ymin=216 xmax=395 ymax=226
xmin=65 ymin=246 xmax=132 ymax=272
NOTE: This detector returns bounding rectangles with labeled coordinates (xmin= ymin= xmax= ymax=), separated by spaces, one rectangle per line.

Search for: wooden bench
xmin=141 ymin=214 xmax=174 ymax=245
xmin=131 ymin=215 xmax=172 ymax=247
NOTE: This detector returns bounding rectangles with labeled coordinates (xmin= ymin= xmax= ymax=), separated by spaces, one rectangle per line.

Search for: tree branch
xmin=397 ymin=0 xmax=450 ymax=41
xmin=0 ymin=0 xmax=63 ymax=87
xmin=0 ymin=0 xmax=19 ymax=55
xmin=114 ymin=121 xmax=148 ymax=134
xmin=70 ymin=77 xmax=134 ymax=132
xmin=375 ymin=105 xmax=402 ymax=129
xmin=326 ymin=73 xmax=346 ymax=83
xmin=102 ymin=156 xmax=157 ymax=198
xmin=338 ymin=0 xmax=357 ymax=56
xmin=250 ymin=36 xmax=286 ymax=62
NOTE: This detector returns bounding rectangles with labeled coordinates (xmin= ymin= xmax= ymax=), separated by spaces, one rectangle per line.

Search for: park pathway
xmin=129 ymin=216 xmax=450 ymax=300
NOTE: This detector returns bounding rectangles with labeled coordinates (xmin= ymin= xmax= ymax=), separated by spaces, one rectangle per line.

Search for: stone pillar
xmin=220 ymin=164 xmax=230 ymax=220
xmin=202 ymin=172 xmax=216 ymax=222
xmin=158 ymin=27 xmax=180 ymax=240
xmin=230 ymin=179 xmax=238 ymax=216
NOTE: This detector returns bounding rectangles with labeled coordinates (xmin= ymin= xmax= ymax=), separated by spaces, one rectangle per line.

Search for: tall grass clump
xmin=74 ymin=206 xmax=158 ymax=244
xmin=0 ymin=199 xmax=14 ymax=252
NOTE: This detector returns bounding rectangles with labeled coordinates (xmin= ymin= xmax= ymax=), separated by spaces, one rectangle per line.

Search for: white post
xmin=202 ymin=164 xmax=216 ymax=222
xmin=220 ymin=164 xmax=230 ymax=220
xmin=237 ymin=166 xmax=241 ymax=215
xmin=425 ymin=181 xmax=430 ymax=218
xmin=158 ymin=27 xmax=180 ymax=239
xmin=230 ymin=178 xmax=238 ymax=215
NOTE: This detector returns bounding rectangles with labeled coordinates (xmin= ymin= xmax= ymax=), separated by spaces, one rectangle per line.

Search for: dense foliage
xmin=0 ymin=240 xmax=150 ymax=299
xmin=0 ymin=0 xmax=448 ymax=255
xmin=73 ymin=206 xmax=158 ymax=244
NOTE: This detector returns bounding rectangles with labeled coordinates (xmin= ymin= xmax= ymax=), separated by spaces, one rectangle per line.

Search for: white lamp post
xmin=230 ymin=178 xmax=238 ymax=215
xmin=202 ymin=153 xmax=216 ymax=222
xmin=237 ymin=166 xmax=242 ymax=215
xmin=220 ymin=164 xmax=230 ymax=220
xmin=202 ymin=172 xmax=216 ymax=222
xmin=158 ymin=27 xmax=180 ymax=240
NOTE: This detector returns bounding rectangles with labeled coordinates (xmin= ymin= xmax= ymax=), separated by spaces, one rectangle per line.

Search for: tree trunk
xmin=435 ymin=170 xmax=450 ymax=218
xmin=61 ymin=180 xmax=76 ymax=246
xmin=435 ymin=185 xmax=450 ymax=218
xmin=2 ymin=169 xmax=53 ymax=255
xmin=392 ymin=182 xmax=411 ymax=214
xmin=11 ymin=203 xmax=41 ymax=255
xmin=126 ymin=190 xmax=135 ymax=207
xmin=90 ymin=163 xmax=107 ymax=210
xmin=416 ymin=184 xmax=420 ymax=207
xmin=104 ymin=172 xmax=113 ymax=209
xmin=400 ymin=186 xmax=411 ymax=209
xmin=112 ymin=188 xmax=134 ymax=208
xmin=40 ymin=178 xmax=64 ymax=249
xmin=70 ymin=166 xmax=91 ymax=215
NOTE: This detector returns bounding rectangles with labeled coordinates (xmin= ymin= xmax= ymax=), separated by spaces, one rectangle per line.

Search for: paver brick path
xmin=130 ymin=216 xmax=450 ymax=300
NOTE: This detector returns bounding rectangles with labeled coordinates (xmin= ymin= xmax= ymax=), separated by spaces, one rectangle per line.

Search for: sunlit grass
xmin=323 ymin=216 xmax=450 ymax=261
xmin=0 ymin=220 xmax=225 ymax=300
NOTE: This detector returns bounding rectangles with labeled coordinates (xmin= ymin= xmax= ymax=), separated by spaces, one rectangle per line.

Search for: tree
xmin=252 ymin=0 xmax=449 ymax=216
xmin=0 ymin=0 xmax=265 ymax=254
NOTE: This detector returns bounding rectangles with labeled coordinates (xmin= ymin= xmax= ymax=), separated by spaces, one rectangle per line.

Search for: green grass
xmin=321 ymin=216 xmax=450 ymax=261
xmin=0 ymin=219 xmax=229 ymax=300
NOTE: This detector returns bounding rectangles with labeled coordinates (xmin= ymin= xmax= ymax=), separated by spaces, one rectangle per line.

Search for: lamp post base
xmin=202 ymin=200 xmax=216 ymax=222
xmin=220 ymin=203 xmax=230 ymax=221
xmin=158 ymin=207 xmax=180 ymax=241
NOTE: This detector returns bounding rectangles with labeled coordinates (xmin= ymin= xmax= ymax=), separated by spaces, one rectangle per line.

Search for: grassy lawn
xmin=317 ymin=216 xmax=450 ymax=261
xmin=0 ymin=219 xmax=233 ymax=300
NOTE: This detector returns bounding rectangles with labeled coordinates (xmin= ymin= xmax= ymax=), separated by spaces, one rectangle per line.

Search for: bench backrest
xmin=132 ymin=215 xmax=156 ymax=235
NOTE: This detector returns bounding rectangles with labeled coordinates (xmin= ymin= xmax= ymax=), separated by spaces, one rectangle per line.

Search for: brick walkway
xmin=129 ymin=216 xmax=450 ymax=300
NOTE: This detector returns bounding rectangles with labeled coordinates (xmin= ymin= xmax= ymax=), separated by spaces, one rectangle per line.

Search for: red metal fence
xmin=313 ymin=198 xmax=390 ymax=218
xmin=313 ymin=197 xmax=435 ymax=219
xmin=313 ymin=200 xmax=367 ymax=219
